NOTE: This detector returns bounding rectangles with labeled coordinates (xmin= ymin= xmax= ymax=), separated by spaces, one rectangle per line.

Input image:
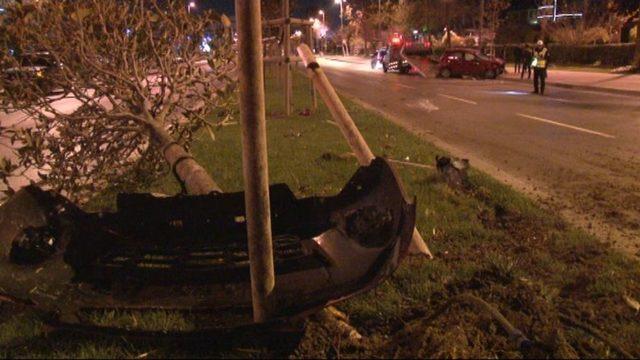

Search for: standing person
xmin=513 ymin=44 xmax=523 ymax=74
xmin=532 ymin=40 xmax=549 ymax=95
xmin=521 ymin=44 xmax=532 ymax=80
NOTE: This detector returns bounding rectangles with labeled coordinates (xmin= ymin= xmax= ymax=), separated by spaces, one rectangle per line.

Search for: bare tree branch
xmin=0 ymin=0 xmax=236 ymax=201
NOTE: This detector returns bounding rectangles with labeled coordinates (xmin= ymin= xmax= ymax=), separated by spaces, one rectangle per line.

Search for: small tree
xmin=0 ymin=0 xmax=236 ymax=201
xmin=484 ymin=0 xmax=510 ymax=52
xmin=609 ymin=0 xmax=640 ymax=68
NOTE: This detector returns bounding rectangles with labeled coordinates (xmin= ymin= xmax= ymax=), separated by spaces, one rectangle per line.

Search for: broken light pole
xmin=297 ymin=44 xmax=433 ymax=258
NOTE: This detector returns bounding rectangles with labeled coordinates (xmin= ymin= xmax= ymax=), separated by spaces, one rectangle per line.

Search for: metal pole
xmin=340 ymin=0 xmax=344 ymax=32
xmin=235 ymin=0 xmax=276 ymax=323
xmin=479 ymin=0 xmax=484 ymax=51
xmin=378 ymin=0 xmax=382 ymax=46
xmin=307 ymin=27 xmax=318 ymax=110
xmin=446 ymin=2 xmax=451 ymax=48
xmin=283 ymin=0 xmax=292 ymax=116
xmin=297 ymin=44 xmax=433 ymax=258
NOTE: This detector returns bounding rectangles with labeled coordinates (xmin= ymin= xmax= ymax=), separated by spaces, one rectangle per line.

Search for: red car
xmin=438 ymin=48 xmax=505 ymax=79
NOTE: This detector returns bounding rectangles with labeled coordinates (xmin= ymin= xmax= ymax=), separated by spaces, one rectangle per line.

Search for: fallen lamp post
xmin=297 ymin=44 xmax=433 ymax=258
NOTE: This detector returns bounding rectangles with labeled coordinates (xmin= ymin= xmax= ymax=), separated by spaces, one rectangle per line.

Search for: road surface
xmin=318 ymin=56 xmax=640 ymax=255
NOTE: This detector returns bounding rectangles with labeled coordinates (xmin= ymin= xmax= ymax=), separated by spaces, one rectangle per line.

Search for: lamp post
xmin=187 ymin=1 xmax=195 ymax=14
xmin=378 ymin=0 xmax=381 ymax=43
xmin=335 ymin=0 xmax=346 ymax=55
xmin=479 ymin=0 xmax=484 ymax=51
xmin=318 ymin=10 xmax=327 ymax=54
xmin=335 ymin=0 xmax=344 ymax=33
xmin=444 ymin=0 xmax=452 ymax=48
xmin=309 ymin=17 xmax=317 ymax=52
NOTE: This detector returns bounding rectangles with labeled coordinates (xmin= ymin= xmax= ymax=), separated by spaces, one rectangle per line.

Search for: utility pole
xmin=479 ymin=0 xmax=484 ymax=51
xmin=338 ymin=0 xmax=344 ymax=32
xmin=235 ymin=0 xmax=276 ymax=324
xmin=378 ymin=0 xmax=381 ymax=44
xmin=445 ymin=1 xmax=451 ymax=48
xmin=283 ymin=0 xmax=291 ymax=115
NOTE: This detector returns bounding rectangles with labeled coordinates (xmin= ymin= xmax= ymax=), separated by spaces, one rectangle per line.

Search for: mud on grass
xmin=295 ymin=170 xmax=640 ymax=358
xmin=2 ymin=69 xmax=640 ymax=358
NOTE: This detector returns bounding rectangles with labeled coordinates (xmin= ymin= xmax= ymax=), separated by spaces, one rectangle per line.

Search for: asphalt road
xmin=317 ymin=56 xmax=640 ymax=255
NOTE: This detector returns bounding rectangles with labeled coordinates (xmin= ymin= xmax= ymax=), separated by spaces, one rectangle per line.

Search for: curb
xmin=501 ymin=76 xmax=640 ymax=97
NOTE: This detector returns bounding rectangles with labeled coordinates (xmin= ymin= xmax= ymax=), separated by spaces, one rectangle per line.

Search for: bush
xmin=549 ymin=43 xmax=635 ymax=67
xmin=496 ymin=43 xmax=636 ymax=67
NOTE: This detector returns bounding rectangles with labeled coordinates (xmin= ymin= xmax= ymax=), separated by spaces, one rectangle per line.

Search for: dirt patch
xmin=291 ymin=174 xmax=640 ymax=359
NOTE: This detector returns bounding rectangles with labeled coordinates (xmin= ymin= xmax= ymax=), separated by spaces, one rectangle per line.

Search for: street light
xmin=187 ymin=1 xmax=195 ymax=14
xmin=378 ymin=0 xmax=381 ymax=42
xmin=334 ymin=0 xmax=344 ymax=33
xmin=317 ymin=10 xmax=326 ymax=54
xmin=335 ymin=0 xmax=346 ymax=55
xmin=444 ymin=0 xmax=453 ymax=48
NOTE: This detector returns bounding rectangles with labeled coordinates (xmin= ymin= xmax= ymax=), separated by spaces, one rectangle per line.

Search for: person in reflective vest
xmin=532 ymin=40 xmax=549 ymax=95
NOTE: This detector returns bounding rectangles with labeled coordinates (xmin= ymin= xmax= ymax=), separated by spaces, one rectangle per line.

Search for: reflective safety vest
xmin=532 ymin=48 xmax=548 ymax=69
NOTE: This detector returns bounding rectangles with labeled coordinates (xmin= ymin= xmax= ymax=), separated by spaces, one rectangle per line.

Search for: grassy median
xmin=1 ymin=67 xmax=639 ymax=358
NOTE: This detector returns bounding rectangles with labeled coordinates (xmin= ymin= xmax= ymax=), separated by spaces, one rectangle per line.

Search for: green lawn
xmin=1 ymin=67 xmax=639 ymax=358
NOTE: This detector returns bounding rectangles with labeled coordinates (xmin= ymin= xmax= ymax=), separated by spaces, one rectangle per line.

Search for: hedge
xmin=496 ymin=43 xmax=636 ymax=67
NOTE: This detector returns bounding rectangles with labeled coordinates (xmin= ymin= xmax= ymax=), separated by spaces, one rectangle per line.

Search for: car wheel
xmin=484 ymin=69 xmax=496 ymax=79
xmin=440 ymin=68 xmax=451 ymax=78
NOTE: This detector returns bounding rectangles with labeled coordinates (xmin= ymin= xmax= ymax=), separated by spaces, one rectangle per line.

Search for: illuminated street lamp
xmin=187 ymin=1 xmax=195 ymax=14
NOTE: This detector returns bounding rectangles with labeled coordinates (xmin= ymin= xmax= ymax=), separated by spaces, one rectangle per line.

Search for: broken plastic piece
xmin=0 ymin=158 xmax=415 ymax=331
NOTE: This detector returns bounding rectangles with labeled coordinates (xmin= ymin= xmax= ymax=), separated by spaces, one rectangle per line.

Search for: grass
xmin=2 ymin=67 xmax=640 ymax=358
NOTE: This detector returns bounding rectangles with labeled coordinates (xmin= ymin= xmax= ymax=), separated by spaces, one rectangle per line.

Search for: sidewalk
xmin=503 ymin=68 xmax=640 ymax=96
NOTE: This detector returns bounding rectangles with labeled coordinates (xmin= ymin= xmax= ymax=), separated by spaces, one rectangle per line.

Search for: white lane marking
xmin=438 ymin=94 xmax=478 ymax=105
xmin=547 ymin=97 xmax=575 ymax=104
xmin=516 ymin=113 xmax=615 ymax=139
xmin=397 ymin=83 xmax=417 ymax=90
xmin=408 ymin=99 xmax=439 ymax=112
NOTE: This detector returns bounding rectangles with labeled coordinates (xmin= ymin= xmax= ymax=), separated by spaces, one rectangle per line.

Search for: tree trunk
xmin=150 ymin=123 xmax=221 ymax=195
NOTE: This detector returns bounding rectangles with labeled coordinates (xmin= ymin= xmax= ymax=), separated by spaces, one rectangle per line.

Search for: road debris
xmin=623 ymin=295 xmax=640 ymax=313
xmin=436 ymin=155 xmax=470 ymax=190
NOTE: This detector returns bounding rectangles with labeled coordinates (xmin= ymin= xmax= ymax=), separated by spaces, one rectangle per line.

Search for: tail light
xmin=390 ymin=33 xmax=403 ymax=46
